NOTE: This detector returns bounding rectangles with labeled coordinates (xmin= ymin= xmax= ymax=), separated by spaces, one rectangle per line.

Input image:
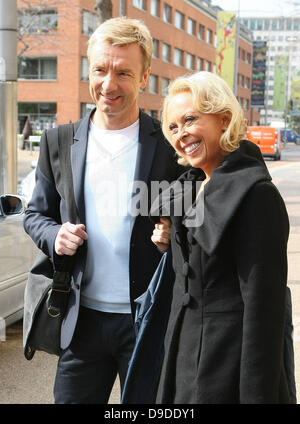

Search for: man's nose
xmin=102 ymin=73 xmax=117 ymax=91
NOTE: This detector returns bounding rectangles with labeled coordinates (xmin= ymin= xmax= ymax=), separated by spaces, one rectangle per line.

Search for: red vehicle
xmin=247 ymin=126 xmax=283 ymax=160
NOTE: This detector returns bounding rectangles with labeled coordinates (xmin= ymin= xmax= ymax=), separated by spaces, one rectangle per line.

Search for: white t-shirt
xmin=81 ymin=119 xmax=139 ymax=313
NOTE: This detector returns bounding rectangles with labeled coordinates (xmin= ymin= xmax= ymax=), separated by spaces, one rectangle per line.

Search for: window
xmin=161 ymin=77 xmax=170 ymax=96
xmin=81 ymin=103 xmax=95 ymax=118
xmin=150 ymin=0 xmax=160 ymax=17
xmin=81 ymin=57 xmax=89 ymax=81
xmin=205 ymin=60 xmax=211 ymax=71
xmin=18 ymin=102 xmax=57 ymax=133
xmin=18 ymin=57 xmax=57 ymax=80
xmin=246 ymin=52 xmax=251 ymax=64
xmin=18 ymin=8 xmax=58 ymax=34
xmin=264 ymin=19 xmax=270 ymax=30
xmin=245 ymin=77 xmax=250 ymax=89
xmin=241 ymin=75 xmax=244 ymax=87
xmin=187 ymin=18 xmax=196 ymax=36
xmin=82 ymin=10 xmax=98 ymax=36
xmin=206 ymin=29 xmax=213 ymax=44
xmin=245 ymin=99 xmax=249 ymax=110
xmin=197 ymin=57 xmax=203 ymax=70
xmin=149 ymin=74 xmax=158 ymax=94
xmin=133 ymin=0 xmax=147 ymax=10
xmin=149 ymin=110 xmax=158 ymax=119
xmin=174 ymin=48 xmax=183 ymax=67
xmin=152 ymin=39 xmax=159 ymax=58
xmin=163 ymin=4 xmax=172 ymax=24
xmin=175 ymin=11 xmax=184 ymax=30
xmin=119 ymin=0 xmax=126 ymax=16
xmin=198 ymin=24 xmax=204 ymax=40
xmin=162 ymin=43 xmax=170 ymax=62
xmin=186 ymin=53 xmax=194 ymax=70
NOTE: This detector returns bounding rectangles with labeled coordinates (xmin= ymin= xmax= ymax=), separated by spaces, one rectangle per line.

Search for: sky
xmin=211 ymin=0 xmax=300 ymax=17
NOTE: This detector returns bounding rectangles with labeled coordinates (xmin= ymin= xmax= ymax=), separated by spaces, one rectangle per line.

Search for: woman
xmin=151 ymin=71 xmax=291 ymax=403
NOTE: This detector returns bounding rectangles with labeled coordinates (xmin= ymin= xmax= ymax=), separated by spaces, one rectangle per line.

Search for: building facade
xmin=242 ymin=16 xmax=300 ymax=125
xmin=17 ymin=0 xmax=257 ymax=133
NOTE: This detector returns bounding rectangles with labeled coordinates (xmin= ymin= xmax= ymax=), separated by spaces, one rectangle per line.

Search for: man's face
xmin=89 ymin=41 xmax=150 ymax=129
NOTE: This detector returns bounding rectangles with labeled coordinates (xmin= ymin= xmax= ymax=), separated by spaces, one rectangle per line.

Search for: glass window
xmin=153 ymin=39 xmax=159 ymax=58
xmin=18 ymin=8 xmax=58 ymax=34
xmin=271 ymin=19 xmax=278 ymax=30
xmin=294 ymin=19 xmax=300 ymax=31
xmin=206 ymin=60 xmax=211 ymax=71
xmin=257 ymin=19 xmax=263 ymax=30
xmin=264 ymin=19 xmax=270 ymax=30
xmin=174 ymin=11 xmax=184 ymax=30
xmin=119 ymin=0 xmax=126 ymax=16
xmin=187 ymin=18 xmax=196 ymax=36
xmin=161 ymin=77 xmax=170 ymax=96
xmin=206 ymin=29 xmax=213 ymax=44
xmin=149 ymin=74 xmax=158 ymax=94
xmin=197 ymin=57 xmax=203 ymax=70
xmin=150 ymin=0 xmax=160 ymax=17
xmin=198 ymin=24 xmax=204 ymax=40
xmin=133 ymin=0 xmax=147 ymax=10
xmin=18 ymin=102 xmax=57 ymax=133
xmin=247 ymin=52 xmax=251 ymax=64
xmin=162 ymin=43 xmax=170 ymax=62
xmin=250 ymin=19 xmax=255 ymax=30
xmin=149 ymin=110 xmax=158 ymax=119
xmin=186 ymin=53 xmax=194 ymax=70
xmin=174 ymin=48 xmax=183 ymax=67
xmin=18 ymin=57 xmax=57 ymax=80
xmin=163 ymin=4 xmax=172 ymax=24
xmin=286 ymin=19 xmax=292 ymax=30
xmin=81 ymin=103 xmax=95 ymax=118
xmin=81 ymin=57 xmax=89 ymax=81
xmin=82 ymin=10 xmax=98 ymax=36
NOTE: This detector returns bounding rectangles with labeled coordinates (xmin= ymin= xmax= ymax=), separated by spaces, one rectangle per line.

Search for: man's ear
xmin=140 ymin=67 xmax=151 ymax=90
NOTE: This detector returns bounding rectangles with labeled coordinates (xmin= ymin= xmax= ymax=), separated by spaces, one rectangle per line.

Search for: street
xmin=0 ymin=142 xmax=299 ymax=404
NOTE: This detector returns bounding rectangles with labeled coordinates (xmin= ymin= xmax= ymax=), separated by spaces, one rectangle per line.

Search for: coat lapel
xmin=70 ymin=110 xmax=93 ymax=225
xmin=131 ymin=111 xmax=158 ymax=224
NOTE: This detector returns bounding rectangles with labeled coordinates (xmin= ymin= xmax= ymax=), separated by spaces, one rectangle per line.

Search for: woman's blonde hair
xmin=87 ymin=17 xmax=153 ymax=74
xmin=162 ymin=71 xmax=247 ymax=165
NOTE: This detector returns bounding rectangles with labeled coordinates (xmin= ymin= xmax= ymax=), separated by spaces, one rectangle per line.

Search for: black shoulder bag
xmin=23 ymin=121 xmax=80 ymax=360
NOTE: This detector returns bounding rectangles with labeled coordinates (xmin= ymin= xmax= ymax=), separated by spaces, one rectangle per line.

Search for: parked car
xmin=247 ymin=126 xmax=283 ymax=160
xmin=0 ymin=194 xmax=37 ymax=327
xmin=280 ymin=129 xmax=300 ymax=145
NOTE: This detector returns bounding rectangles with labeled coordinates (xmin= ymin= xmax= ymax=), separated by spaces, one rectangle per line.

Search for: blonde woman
xmin=151 ymin=71 xmax=293 ymax=403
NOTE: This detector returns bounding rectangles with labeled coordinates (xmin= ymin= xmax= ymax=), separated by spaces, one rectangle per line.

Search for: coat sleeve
xmin=234 ymin=181 xmax=289 ymax=403
xmin=23 ymin=129 xmax=62 ymax=264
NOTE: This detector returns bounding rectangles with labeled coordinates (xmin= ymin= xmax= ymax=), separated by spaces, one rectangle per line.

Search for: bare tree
xmin=94 ymin=0 xmax=112 ymax=23
xmin=18 ymin=0 xmax=81 ymax=57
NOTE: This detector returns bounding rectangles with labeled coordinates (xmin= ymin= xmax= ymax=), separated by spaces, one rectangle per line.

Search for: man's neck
xmin=92 ymin=108 xmax=139 ymax=130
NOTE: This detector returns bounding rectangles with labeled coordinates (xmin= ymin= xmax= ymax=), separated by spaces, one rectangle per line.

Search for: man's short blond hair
xmin=87 ymin=17 xmax=153 ymax=73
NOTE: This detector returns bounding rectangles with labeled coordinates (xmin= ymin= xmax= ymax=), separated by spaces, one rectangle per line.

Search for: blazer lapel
xmin=71 ymin=110 xmax=93 ymax=225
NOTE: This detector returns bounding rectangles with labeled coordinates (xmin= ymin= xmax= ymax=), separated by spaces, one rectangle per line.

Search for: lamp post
xmin=0 ymin=0 xmax=18 ymax=194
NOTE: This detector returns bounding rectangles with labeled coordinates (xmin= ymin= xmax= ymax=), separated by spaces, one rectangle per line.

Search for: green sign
xmin=273 ymin=56 xmax=288 ymax=111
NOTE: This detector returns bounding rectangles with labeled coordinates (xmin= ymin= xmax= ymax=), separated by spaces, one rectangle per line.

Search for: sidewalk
xmin=17 ymin=148 xmax=39 ymax=182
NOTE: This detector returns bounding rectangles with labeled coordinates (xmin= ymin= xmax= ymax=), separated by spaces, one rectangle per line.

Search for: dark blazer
xmin=152 ymin=140 xmax=293 ymax=404
xmin=23 ymin=109 xmax=181 ymax=350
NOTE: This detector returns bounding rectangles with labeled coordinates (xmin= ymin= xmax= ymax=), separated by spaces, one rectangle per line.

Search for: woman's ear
xmin=221 ymin=112 xmax=231 ymax=131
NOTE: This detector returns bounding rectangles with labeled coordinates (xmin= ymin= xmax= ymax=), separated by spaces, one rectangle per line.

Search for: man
xmin=24 ymin=17 xmax=179 ymax=403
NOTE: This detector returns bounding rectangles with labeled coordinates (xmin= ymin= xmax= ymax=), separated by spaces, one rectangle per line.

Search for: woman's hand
xmin=151 ymin=218 xmax=171 ymax=252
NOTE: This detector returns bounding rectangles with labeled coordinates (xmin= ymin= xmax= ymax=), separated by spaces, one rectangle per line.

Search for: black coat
xmin=154 ymin=140 xmax=292 ymax=404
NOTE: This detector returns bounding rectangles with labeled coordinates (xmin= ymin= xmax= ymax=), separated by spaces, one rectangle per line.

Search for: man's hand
xmin=151 ymin=217 xmax=171 ymax=252
xmin=55 ymin=222 xmax=88 ymax=256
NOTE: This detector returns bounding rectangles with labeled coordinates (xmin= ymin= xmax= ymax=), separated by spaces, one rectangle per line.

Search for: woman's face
xmin=166 ymin=91 xmax=227 ymax=176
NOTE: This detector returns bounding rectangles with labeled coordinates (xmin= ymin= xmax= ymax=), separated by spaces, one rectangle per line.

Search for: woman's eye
xmin=185 ymin=116 xmax=195 ymax=123
xmin=168 ymin=124 xmax=177 ymax=132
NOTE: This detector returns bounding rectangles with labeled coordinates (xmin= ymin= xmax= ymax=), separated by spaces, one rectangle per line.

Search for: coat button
xmin=182 ymin=293 xmax=191 ymax=306
xmin=182 ymin=261 xmax=189 ymax=277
